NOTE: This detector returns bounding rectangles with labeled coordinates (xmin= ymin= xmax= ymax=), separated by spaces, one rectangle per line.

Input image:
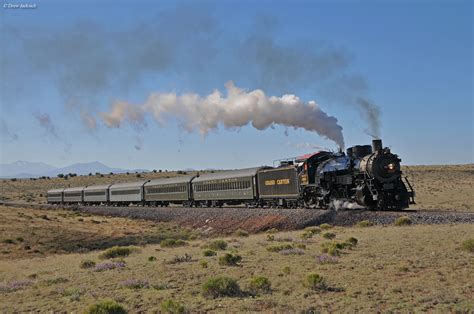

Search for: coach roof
xmin=192 ymin=167 xmax=267 ymax=183
xmin=84 ymin=184 xmax=112 ymax=191
xmin=63 ymin=186 xmax=85 ymax=192
xmin=109 ymin=180 xmax=148 ymax=189
xmin=145 ymin=175 xmax=195 ymax=186
xmin=47 ymin=188 xmax=65 ymax=194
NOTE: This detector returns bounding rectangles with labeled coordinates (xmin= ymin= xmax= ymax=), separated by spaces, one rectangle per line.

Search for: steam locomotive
xmin=292 ymin=139 xmax=415 ymax=210
xmin=47 ymin=139 xmax=415 ymax=211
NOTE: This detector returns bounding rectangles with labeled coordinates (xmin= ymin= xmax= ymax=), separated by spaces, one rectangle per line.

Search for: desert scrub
xmin=248 ymin=276 xmax=271 ymax=295
xmin=345 ymin=237 xmax=358 ymax=247
xmin=234 ymin=229 xmax=249 ymax=237
xmin=94 ymin=261 xmax=126 ymax=272
xmin=322 ymin=232 xmax=336 ymax=240
xmin=356 ymin=220 xmax=373 ymax=227
xmin=267 ymin=244 xmax=293 ymax=252
xmin=200 ymin=260 xmax=208 ymax=268
xmin=202 ymin=276 xmax=241 ymax=298
xmin=80 ymin=259 xmax=96 ymax=269
xmin=282 ymin=266 xmax=291 ymax=275
xmin=279 ymin=248 xmax=305 ymax=255
xmin=202 ymin=249 xmax=217 ymax=257
xmin=148 ymin=256 xmax=157 ymax=262
xmin=394 ymin=216 xmax=412 ymax=226
xmin=168 ymin=254 xmax=193 ymax=264
xmin=121 ymin=279 xmax=149 ymax=289
xmin=99 ymin=246 xmax=136 ymax=259
xmin=321 ymin=242 xmax=342 ymax=256
xmin=461 ymin=238 xmax=474 ymax=253
xmin=218 ymin=253 xmax=242 ymax=266
xmin=208 ymin=239 xmax=228 ymax=250
xmin=319 ymin=223 xmax=332 ymax=230
xmin=160 ymin=238 xmax=188 ymax=248
xmin=305 ymin=273 xmax=327 ymax=291
xmin=0 ymin=280 xmax=33 ymax=293
xmin=301 ymin=226 xmax=321 ymax=238
xmin=161 ymin=299 xmax=186 ymax=314
xmin=266 ymin=234 xmax=275 ymax=241
xmin=85 ymin=300 xmax=127 ymax=314
xmin=316 ymin=254 xmax=339 ymax=264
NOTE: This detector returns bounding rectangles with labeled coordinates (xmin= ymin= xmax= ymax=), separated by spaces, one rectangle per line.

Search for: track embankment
xmin=3 ymin=202 xmax=474 ymax=234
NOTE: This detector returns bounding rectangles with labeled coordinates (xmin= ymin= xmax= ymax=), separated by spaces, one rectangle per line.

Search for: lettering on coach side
xmin=265 ymin=180 xmax=275 ymax=186
xmin=277 ymin=179 xmax=290 ymax=185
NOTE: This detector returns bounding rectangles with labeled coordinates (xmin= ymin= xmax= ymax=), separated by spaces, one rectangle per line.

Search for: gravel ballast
xmin=4 ymin=202 xmax=474 ymax=234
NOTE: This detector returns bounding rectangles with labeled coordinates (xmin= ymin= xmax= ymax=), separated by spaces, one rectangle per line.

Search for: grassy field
xmin=0 ymin=206 xmax=473 ymax=312
xmin=1 ymin=164 xmax=473 ymax=211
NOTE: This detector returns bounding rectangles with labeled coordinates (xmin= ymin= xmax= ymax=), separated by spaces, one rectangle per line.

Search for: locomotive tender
xmin=47 ymin=139 xmax=415 ymax=210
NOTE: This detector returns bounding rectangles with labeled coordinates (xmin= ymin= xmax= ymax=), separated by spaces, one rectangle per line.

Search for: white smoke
xmin=99 ymin=82 xmax=345 ymax=147
xmin=329 ymin=199 xmax=365 ymax=211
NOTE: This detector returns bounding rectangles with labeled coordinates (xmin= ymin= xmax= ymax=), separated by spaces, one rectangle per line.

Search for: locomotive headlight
xmin=387 ymin=163 xmax=395 ymax=171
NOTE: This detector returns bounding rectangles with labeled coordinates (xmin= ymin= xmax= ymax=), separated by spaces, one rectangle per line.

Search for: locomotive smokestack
xmin=372 ymin=139 xmax=382 ymax=152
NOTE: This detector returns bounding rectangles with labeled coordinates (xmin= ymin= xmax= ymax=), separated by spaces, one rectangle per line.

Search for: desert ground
xmin=0 ymin=165 xmax=473 ymax=312
xmin=0 ymin=205 xmax=473 ymax=312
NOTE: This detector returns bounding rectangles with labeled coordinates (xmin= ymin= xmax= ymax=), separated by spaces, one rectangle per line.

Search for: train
xmin=47 ymin=139 xmax=415 ymax=210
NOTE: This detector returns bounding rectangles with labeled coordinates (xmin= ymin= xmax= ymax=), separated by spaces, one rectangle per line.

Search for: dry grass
xmin=0 ymin=206 xmax=472 ymax=312
xmin=0 ymin=206 xmax=195 ymax=260
xmin=0 ymin=170 xmax=196 ymax=204
xmin=1 ymin=165 xmax=473 ymax=211
xmin=402 ymin=164 xmax=474 ymax=211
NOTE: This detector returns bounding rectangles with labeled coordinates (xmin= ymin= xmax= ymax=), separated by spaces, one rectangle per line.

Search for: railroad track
xmin=2 ymin=202 xmax=474 ymax=234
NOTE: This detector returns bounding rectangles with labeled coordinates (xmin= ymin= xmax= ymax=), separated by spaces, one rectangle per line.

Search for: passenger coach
xmin=109 ymin=181 xmax=148 ymax=205
xmin=144 ymin=176 xmax=195 ymax=206
xmin=192 ymin=167 xmax=266 ymax=207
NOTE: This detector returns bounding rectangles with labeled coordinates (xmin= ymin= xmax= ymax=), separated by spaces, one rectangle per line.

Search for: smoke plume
xmin=100 ymin=82 xmax=345 ymax=148
xmin=4 ymin=5 xmax=382 ymax=146
xmin=34 ymin=113 xmax=59 ymax=139
xmin=0 ymin=120 xmax=19 ymax=142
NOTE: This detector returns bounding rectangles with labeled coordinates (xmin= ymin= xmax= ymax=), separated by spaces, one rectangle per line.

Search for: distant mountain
xmin=0 ymin=161 xmax=149 ymax=178
xmin=0 ymin=161 xmax=56 ymax=177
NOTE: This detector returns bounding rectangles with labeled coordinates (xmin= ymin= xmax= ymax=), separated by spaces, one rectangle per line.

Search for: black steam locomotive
xmin=265 ymin=139 xmax=415 ymax=210
xmin=48 ymin=139 xmax=415 ymax=211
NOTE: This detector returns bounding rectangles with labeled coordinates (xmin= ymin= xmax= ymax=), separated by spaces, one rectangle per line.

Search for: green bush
xmin=319 ymin=223 xmax=332 ymax=230
xmin=267 ymin=244 xmax=293 ymax=252
xmin=266 ymin=234 xmax=275 ymax=241
xmin=200 ymin=260 xmax=208 ymax=268
xmin=148 ymin=256 xmax=157 ymax=262
xmin=99 ymin=246 xmax=134 ymax=259
xmin=234 ymin=229 xmax=249 ymax=237
xmin=461 ymin=239 xmax=474 ymax=253
xmin=305 ymin=273 xmax=327 ymax=291
xmin=345 ymin=237 xmax=358 ymax=247
xmin=203 ymin=249 xmax=217 ymax=257
xmin=208 ymin=240 xmax=227 ymax=251
xmin=202 ymin=276 xmax=241 ymax=298
xmin=322 ymin=232 xmax=336 ymax=240
xmin=85 ymin=300 xmax=127 ymax=314
xmin=282 ymin=266 xmax=291 ymax=275
xmin=301 ymin=226 xmax=321 ymax=239
xmin=356 ymin=220 xmax=373 ymax=228
xmin=218 ymin=253 xmax=242 ymax=266
xmin=321 ymin=242 xmax=341 ymax=256
xmin=160 ymin=239 xmax=188 ymax=248
xmin=394 ymin=216 xmax=412 ymax=226
xmin=80 ymin=259 xmax=96 ymax=269
xmin=160 ymin=300 xmax=186 ymax=314
xmin=248 ymin=276 xmax=271 ymax=295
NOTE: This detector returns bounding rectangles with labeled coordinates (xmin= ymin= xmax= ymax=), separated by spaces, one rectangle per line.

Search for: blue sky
xmin=1 ymin=0 xmax=472 ymax=169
